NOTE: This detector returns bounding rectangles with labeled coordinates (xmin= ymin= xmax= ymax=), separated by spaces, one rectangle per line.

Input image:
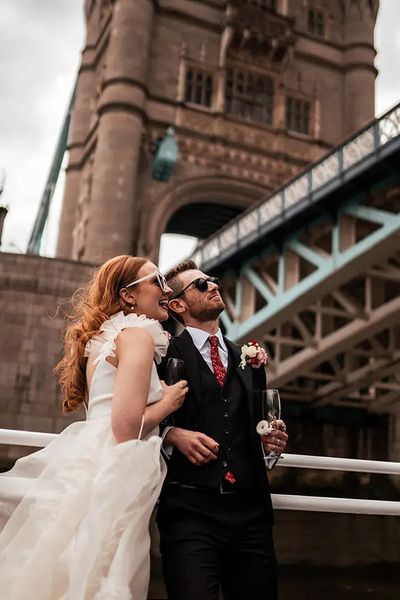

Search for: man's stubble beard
xmin=189 ymin=297 xmax=225 ymax=322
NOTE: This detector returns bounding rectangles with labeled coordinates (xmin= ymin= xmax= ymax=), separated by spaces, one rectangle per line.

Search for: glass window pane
xmin=248 ymin=0 xmax=276 ymax=10
xmin=286 ymin=96 xmax=311 ymax=134
xmin=304 ymin=103 xmax=310 ymax=134
xmin=205 ymin=76 xmax=212 ymax=107
xmin=226 ymin=67 xmax=274 ymax=125
xmin=185 ymin=70 xmax=193 ymax=102
xmin=195 ymin=73 xmax=203 ymax=105
xmin=185 ymin=68 xmax=213 ymax=107
xmin=308 ymin=9 xmax=325 ymax=36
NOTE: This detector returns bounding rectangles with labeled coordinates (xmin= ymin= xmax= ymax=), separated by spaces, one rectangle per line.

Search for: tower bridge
xmin=191 ymin=102 xmax=400 ymax=411
xmin=53 ymin=0 xmax=379 ymax=264
xmin=16 ymin=0 xmax=396 ymax=448
xmin=2 ymin=2 xmax=400 ymax=582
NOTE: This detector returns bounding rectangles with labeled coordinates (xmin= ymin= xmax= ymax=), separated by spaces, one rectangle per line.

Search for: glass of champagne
xmin=165 ymin=358 xmax=185 ymax=385
xmin=262 ymin=388 xmax=281 ymax=469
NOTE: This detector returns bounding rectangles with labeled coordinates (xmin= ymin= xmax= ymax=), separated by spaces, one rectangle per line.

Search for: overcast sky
xmin=0 ymin=0 xmax=399 ymax=270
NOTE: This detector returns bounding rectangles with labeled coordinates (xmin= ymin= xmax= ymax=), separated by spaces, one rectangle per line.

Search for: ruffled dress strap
xmin=84 ymin=311 xmax=170 ymax=366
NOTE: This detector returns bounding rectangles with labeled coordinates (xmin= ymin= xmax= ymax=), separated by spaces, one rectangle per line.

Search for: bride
xmin=0 ymin=255 xmax=188 ymax=599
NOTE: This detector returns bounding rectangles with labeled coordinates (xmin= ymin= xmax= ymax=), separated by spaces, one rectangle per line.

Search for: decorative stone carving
xmin=223 ymin=1 xmax=295 ymax=65
xmin=340 ymin=0 xmax=379 ymax=19
xmin=72 ymin=156 xmax=94 ymax=261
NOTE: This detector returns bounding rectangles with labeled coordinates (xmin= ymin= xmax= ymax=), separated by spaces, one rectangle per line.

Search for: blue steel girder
xmin=189 ymin=102 xmax=400 ymax=408
xmin=215 ymin=183 xmax=400 ymax=409
xmin=220 ymin=198 xmax=400 ymax=344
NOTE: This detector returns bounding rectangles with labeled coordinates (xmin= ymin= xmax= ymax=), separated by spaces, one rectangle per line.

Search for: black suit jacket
xmin=159 ymin=329 xmax=272 ymax=506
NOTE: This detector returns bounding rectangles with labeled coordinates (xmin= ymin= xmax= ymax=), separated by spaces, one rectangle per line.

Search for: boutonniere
xmin=239 ymin=340 xmax=268 ymax=369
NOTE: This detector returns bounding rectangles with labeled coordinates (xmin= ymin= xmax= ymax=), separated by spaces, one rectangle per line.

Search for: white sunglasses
xmin=123 ymin=270 xmax=169 ymax=293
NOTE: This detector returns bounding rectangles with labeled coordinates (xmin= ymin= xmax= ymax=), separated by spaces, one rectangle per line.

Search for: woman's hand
xmin=161 ymin=380 xmax=189 ymax=415
xmin=142 ymin=379 xmax=188 ymax=434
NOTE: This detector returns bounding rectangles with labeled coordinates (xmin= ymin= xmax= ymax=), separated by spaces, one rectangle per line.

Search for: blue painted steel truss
xmin=219 ymin=199 xmax=400 ymax=342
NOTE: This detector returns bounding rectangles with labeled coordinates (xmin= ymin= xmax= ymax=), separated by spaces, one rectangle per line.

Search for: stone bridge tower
xmin=56 ymin=0 xmax=379 ymax=264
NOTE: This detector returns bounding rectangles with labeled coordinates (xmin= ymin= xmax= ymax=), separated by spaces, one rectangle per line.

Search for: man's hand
xmin=261 ymin=419 xmax=288 ymax=454
xmin=164 ymin=427 xmax=219 ymax=466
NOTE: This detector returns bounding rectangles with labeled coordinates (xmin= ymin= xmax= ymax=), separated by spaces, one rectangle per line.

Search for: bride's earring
xmin=130 ymin=300 xmax=136 ymax=312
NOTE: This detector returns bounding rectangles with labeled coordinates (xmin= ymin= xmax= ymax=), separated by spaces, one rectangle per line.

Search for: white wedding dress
xmin=0 ymin=312 xmax=168 ymax=600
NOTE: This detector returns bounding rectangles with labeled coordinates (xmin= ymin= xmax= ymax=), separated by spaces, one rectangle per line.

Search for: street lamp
xmin=152 ymin=127 xmax=179 ymax=182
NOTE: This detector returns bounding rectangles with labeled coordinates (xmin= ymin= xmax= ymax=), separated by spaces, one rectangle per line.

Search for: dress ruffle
xmin=84 ymin=312 xmax=169 ymax=365
xmin=0 ymin=420 xmax=166 ymax=599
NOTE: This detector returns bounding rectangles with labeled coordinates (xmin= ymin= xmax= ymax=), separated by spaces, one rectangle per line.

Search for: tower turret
xmin=342 ymin=0 xmax=379 ymax=135
xmin=56 ymin=0 xmax=379 ymax=264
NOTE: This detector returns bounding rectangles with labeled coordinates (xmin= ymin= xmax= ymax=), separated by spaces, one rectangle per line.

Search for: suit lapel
xmin=173 ymin=330 xmax=204 ymax=414
xmin=224 ymin=338 xmax=254 ymax=424
xmin=224 ymin=338 xmax=265 ymax=463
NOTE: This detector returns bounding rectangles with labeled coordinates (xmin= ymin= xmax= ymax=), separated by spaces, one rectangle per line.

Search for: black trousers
xmin=157 ymin=486 xmax=278 ymax=600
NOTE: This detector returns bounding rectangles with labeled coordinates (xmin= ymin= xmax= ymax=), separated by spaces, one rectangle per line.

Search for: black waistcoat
xmin=165 ymin=345 xmax=261 ymax=490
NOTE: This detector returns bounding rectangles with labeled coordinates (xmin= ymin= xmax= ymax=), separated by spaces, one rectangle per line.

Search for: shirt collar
xmin=186 ymin=326 xmax=227 ymax=353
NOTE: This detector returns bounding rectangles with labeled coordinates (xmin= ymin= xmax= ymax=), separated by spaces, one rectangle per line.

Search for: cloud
xmin=375 ymin=0 xmax=400 ymax=115
xmin=0 ymin=0 xmax=84 ymax=251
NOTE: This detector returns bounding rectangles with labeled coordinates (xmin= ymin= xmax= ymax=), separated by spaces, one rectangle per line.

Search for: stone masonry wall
xmin=0 ymin=253 xmax=93 ymax=466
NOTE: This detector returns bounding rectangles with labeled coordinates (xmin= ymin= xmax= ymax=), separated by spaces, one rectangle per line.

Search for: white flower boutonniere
xmin=256 ymin=420 xmax=273 ymax=436
xmin=239 ymin=340 xmax=268 ymax=370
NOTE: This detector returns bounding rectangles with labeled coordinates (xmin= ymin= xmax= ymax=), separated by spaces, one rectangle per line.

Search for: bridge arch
xmin=140 ymin=176 xmax=269 ymax=263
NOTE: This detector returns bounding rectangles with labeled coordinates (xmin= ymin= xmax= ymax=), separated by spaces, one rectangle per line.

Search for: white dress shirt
xmin=186 ymin=326 xmax=229 ymax=372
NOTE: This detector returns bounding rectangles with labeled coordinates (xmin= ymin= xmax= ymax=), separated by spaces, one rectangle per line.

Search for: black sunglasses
xmin=172 ymin=276 xmax=220 ymax=299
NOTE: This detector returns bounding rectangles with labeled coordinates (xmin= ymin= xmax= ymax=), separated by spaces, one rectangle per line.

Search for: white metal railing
xmin=272 ymin=494 xmax=400 ymax=515
xmin=0 ymin=428 xmax=57 ymax=447
xmin=278 ymin=453 xmax=400 ymax=475
xmin=1 ymin=428 xmax=400 ymax=515
xmin=274 ymin=454 xmax=400 ymax=515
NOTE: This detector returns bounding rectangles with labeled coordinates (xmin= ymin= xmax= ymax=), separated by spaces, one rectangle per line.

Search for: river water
xmin=279 ymin=565 xmax=399 ymax=600
xmin=148 ymin=564 xmax=400 ymax=599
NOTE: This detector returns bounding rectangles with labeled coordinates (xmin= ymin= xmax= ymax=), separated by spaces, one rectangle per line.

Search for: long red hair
xmin=55 ymin=255 xmax=149 ymax=414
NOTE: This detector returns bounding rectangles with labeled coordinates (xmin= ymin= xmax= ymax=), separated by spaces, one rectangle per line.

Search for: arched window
xmin=185 ymin=69 xmax=213 ymax=108
xmin=226 ymin=68 xmax=274 ymax=125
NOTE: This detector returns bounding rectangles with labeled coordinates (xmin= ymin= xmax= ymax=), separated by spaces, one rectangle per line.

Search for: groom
xmin=157 ymin=259 xmax=288 ymax=600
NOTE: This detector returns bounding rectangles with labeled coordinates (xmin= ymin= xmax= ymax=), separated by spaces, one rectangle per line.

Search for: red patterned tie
xmin=209 ymin=335 xmax=226 ymax=387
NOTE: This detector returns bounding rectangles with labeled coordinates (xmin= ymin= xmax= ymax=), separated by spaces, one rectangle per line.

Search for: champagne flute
xmin=262 ymin=388 xmax=281 ymax=469
xmin=165 ymin=358 xmax=185 ymax=385
xmin=263 ymin=388 xmax=281 ymax=423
